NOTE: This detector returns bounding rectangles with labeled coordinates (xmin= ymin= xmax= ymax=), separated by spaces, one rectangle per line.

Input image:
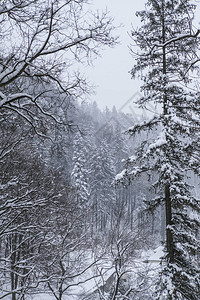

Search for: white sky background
xmin=85 ymin=0 xmax=200 ymax=114
xmin=86 ymin=0 xmax=146 ymax=112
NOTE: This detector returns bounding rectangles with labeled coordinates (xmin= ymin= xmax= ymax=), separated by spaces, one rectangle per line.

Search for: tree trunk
xmin=165 ymin=185 xmax=174 ymax=263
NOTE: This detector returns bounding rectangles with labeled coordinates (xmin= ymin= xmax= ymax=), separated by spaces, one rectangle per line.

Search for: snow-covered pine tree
xmin=71 ymin=132 xmax=90 ymax=206
xmin=118 ymin=1 xmax=200 ymax=299
xmin=88 ymin=140 xmax=116 ymax=233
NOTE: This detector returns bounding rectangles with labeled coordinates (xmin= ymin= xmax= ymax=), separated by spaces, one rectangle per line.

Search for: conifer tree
xmin=71 ymin=132 xmax=90 ymax=206
xmin=89 ymin=140 xmax=116 ymax=232
xmin=118 ymin=1 xmax=200 ymax=299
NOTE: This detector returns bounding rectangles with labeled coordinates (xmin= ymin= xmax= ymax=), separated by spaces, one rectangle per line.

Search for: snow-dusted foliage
xmin=116 ymin=0 xmax=200 ymax=299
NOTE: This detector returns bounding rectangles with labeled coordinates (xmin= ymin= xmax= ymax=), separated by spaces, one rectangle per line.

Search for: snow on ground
xmin=141 ymin=245 xmax=164 ymax=262
xmin=148 ymin=245 xmax=165 ymax=262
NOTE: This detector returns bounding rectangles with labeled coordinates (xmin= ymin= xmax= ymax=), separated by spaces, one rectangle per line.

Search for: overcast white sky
xmin=85 ymin=0 xmax=146 ymax=113
xmin=85 ymin=0 xmax=200 ymax=115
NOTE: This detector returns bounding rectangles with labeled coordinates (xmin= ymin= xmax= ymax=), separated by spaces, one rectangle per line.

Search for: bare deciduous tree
xmin=0 ymin=0 xmax=117 ymax=136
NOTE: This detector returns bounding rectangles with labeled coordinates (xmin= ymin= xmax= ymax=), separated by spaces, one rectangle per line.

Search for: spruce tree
xmin=71 ymin=132 xmax=90 ymax=206
xmin=119 ymin=1 xmax=200 ymax=299
xmin=88 ymin=140 xmax=116 ymax=232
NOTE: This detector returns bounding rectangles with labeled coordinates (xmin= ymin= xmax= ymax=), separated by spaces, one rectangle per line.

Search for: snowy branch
xmin=151 ymin=29 xmax=200 ymax=51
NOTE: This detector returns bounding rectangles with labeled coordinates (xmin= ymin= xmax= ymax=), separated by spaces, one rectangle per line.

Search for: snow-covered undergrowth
xmin=1 ymin=247 xmax=164 ymax=300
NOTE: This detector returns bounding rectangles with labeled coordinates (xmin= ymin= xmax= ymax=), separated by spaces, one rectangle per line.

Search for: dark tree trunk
xmin=165 ymin=185 xmax=174 ymax=263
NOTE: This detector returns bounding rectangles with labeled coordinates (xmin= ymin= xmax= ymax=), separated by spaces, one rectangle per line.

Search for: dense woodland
xmin=0 ymin=0 xmax=200 ymax=300
xmin=1 ymin=95 xmax=163 ymax=299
